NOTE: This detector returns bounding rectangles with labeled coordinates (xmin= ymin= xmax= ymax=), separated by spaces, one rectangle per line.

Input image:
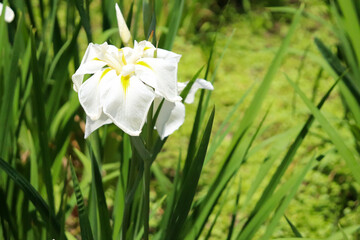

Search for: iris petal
xmin=135 ymin=58 xmax=181 ymax=102
xmin=78 ymin=71 xmax=104 ymax=121
xmin=100 ymin=72 xmax=155 ymax=136
xmin=154 ymin=98 xmax=185 ymax=139
xmin=0 ymin=3 xmax=15 ymax=23
xmin=72 ymin=43 xmax=109 ymax=91
xmin=184 ymin=79 xmax=214 ymax=104
xmin=84 ymin=113 xmax=112 ymax=138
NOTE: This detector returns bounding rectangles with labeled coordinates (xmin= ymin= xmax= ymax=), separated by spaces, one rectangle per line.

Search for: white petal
xmin=72 ymin=60 xmax=107 ymax=92
xmin=72 ymin=43 xmax=108 ymax=91
xmin=0 ymin=3 xmax=15 ymax=23
xmin=144 ymin=48 xmax=181 ymax=63
xmin=184 ymin=79 xmax=214 ymax=104
xmin=100 ymin=72 xmax=155 ymax=136
xmin=115 ymin=3 xmax=131 ymax=46
xmin=177 ymin=81 xmax=187 ymax=93
xmin=137 ymin=40 xmax=155 ymax=50
xmin=78 ymin=71 xmax=104 ymax=121
xmin=84 ymin=112 xmax=112 ymax=138
xmin=155 ymin=98 xmax=185 ymax=139
xmin=135 ymin=58 xmax=181 ymax=102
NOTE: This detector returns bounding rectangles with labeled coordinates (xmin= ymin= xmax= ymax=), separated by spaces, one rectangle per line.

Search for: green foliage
xmin=0 ymin=0 xmax=359 ymax=240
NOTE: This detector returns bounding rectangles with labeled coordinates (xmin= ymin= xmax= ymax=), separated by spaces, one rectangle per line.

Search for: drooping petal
xmin=180 ymin=79 xmax=214 ymax=104
xmin=115 ymin=3 xmax=132 ymax=46
xmin=154 ymin=98 xmax=185 ymax=140
xmin=100 ymin=71 xmax=155 ymax=136
xmin=78 ymin=71 xmax=105 ymax=121
xmin=135 ymin=57 xmax=181 ymax=102
xmin=0 ymin=3 xmax=15 ymax=23
xmin=84 ymin=112 xmax=112 ymax=138
xmin=72 ymin=43 xmax=109 ymax=91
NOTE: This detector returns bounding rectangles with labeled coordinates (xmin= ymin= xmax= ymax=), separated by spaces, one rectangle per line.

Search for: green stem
xmin=147 ymin=103 xmax=154 ymax=149
xmin=143 ymin=159 xmax=151 ymax=240
xmin=122 ymin=151 xmax=137 ymax=240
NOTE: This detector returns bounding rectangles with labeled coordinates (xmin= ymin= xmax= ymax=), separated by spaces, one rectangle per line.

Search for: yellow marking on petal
xmin=136 ymin=61 xmax=153 ymax=71
xmin=121 ymin=75 xmax=130 ymax=95
xmin=93 ymin=57 xmax=100 ymax=61
xmin=100 ymin=68 xmax=111 ymax=81
xmin=144 ymin=46 xmax=152 ymax=51
xmin=118 ymin=49 xmax=127 ymax=65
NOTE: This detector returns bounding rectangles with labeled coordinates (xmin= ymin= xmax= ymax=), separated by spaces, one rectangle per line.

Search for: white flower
xmin=154 ymin=79 xmax=214 ymax=139
xmin=72 ymin=4 xmax=213 ymax=139
xmin=0 ymin=3 xmax=14 ymax=23
xmin=72 ymin=41 xmax=182 ymax=138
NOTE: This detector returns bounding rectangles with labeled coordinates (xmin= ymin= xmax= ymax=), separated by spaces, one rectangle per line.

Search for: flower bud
xmin=115 ymin=3 xmax=132 ymax=47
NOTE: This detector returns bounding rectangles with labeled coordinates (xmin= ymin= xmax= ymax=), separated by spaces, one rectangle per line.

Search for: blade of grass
xmin=284 ymin=215 xmax=303 ymax=237
xmin=0 ymin=158 xmax=61 ymax=237
xmin=287 ymin=75 xmax=360 ymax=185
xmin=337 ymin=0 xmax=360 ymax=68
xmin=247 ymin=76 xmax=338 ymax=220
xmin=69 ymin=158 xmax=94 ymax=240
xmin=185 ymin=6 xmax=304 ymax=238
xmin=30 ymin=29 xmax=55 ymax=214
xmin=326 ymin=225 xmax=360 ymax=240
xmin=164 ymin=108 xmax=215 ymax=240
xmin=262 ymin=154 xmax=321 ymax=240
xmin=0 ymin=189 xmax=18 ymax=240
xmin=201 ymin=30 xmax=235 ymax=122
xmin=162 ymin=0 xmax=185 ymax=50
xmin=204 ymin=183 xmax=232 ymax=240
xmin=237 ymin=154 xmax=316 ymax=240
xmin=226 ymin=176 xmax=241 ymax=240
xmin=205 ymin=83 xmax=254 ymax=164
xmin=143 ymin=0 xmax=156 ymax=40
xmin=88 ymin=143 xmax=112 ymax=240
xmin=156 ymin=150 xmax=182 ymax=240
xmin=314 ymin=38 xmax=360 ymax=104
xmin=0 ymin=14 xmax=23 ymax=155
xmin=74 ymin=0 xmax=92 ymax=42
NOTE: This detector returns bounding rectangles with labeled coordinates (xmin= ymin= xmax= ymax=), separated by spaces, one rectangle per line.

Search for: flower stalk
xmin=143 ymin=157 xmax=151 ymax=240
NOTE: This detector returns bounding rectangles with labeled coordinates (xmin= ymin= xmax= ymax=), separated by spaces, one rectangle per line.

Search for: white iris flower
xmin=0 ymin=3 xmax=14 ymax=23
xmin=72 ymin=4 xmax=213 ymax=139
xmin=72 ymin=40 xmax=182 ymax=138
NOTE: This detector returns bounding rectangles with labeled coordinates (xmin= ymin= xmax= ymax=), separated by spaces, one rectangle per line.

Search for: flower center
xmin=121 ymin=64 xmax=135 ymax=77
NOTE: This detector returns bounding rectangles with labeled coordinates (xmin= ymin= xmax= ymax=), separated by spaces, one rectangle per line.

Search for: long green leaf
xmin=337 ymin=0 xmax=360 ymax=67
xmin=74 ymin=0 xmax=92 ymax=42
xmin=30 ymin=29 xmax=55 ymax=214
xmin=285 ymin=215 xmax=303 ymax=238
xmin=0 ymin=158 xmax=61 ymax=237
xmin=164 ymin=108 xmax=215 ymax=240
xmin=184 ymin=6 xmax=304 ymax=239
xmin=89 ymin=144 xmax=112 ymax=239
xmin=314 ymin=38 xmax=360 ymax=103
xmin=237 ymin=154 xmax=316 ymax=240
xmin=248 ymin=76 xmax=338 ymax=218
xmin=287 ymin=76 xmax=360 ymax=184
xmin=0 ymin=13 xmax=24 ymax=155
xmin=69 ymin=159 xmax=94 ymax=240
xmin=162 ymin=0 xmax=185 ymax=50
xmin=261 ymin=154 xmax=319 ymax=240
